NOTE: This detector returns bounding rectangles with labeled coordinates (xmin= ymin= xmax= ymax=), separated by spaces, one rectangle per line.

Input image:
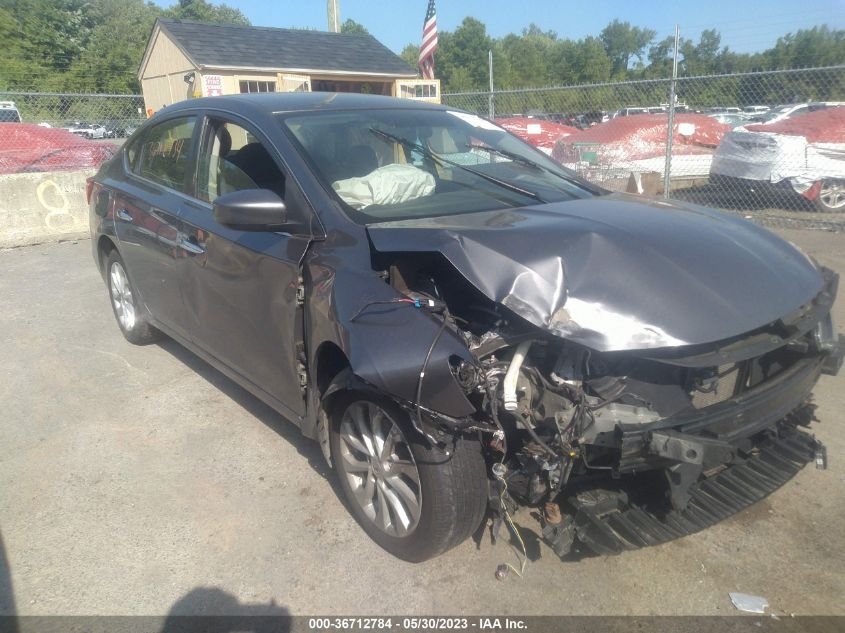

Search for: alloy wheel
xmin=109 ymin=261 xmax=136 ymax=331
xmin=337 ymin=401 xmax=422 ymax=537
xmin=818 ymin=180 xmax=845 ymax=211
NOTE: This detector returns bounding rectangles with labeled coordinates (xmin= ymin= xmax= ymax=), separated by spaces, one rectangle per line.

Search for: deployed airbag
xmin=332 ymin=164 xmax=435 ymax=209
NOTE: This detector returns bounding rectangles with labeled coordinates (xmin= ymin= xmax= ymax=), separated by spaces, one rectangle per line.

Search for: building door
xmin=279 ymin=73 xmax=311 ymax=92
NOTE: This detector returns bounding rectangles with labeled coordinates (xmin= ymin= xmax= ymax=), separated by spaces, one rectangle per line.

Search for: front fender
xmin=307 ymin=260 xmax=477 ymax=420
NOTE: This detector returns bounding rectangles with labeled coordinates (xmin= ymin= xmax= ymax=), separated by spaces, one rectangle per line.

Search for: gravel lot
xmin=0 ymin=228 xmax=843 ymax=617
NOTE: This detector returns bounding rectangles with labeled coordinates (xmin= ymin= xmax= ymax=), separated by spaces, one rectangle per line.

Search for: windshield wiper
xmin=466 ymin=143 xmax=547 ymax=171
xmin=467 ymin=143 xmax=587 ymax=191
xmin=369 ymin=127 xmax=546 ymax=204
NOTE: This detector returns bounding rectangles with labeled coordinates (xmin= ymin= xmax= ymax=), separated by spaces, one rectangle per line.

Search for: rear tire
xmin=329 ymin=392 xmax=488 ymax=562
xmin=814 ymin=179 xmax=845 ymax=213
xmin=106 ymin=250 xmax=161 ymax=345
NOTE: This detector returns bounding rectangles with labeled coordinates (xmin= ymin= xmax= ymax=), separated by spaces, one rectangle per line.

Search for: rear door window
xmin=136 ymin=116 xmax=196 ymax=192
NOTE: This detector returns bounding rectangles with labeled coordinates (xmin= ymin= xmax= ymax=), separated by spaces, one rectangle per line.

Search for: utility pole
xmin=663 ymin=24 xmax=680 ymax=199
xmin=328 ymin=0 xmax=340 ymax=32
xmin=488 ymin=50 xmax=494 ymax=120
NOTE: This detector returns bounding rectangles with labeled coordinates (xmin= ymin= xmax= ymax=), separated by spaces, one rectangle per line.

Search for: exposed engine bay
xmin=368 ymin=250 xmax=843 ymax=558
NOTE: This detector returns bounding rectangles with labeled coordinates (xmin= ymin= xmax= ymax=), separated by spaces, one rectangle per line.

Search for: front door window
xmin=196 ymin=120 xmax=286 ymax=203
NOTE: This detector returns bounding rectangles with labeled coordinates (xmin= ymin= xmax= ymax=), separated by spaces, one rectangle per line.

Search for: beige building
xmin=139 ymin=19 xmax=440 ymax=115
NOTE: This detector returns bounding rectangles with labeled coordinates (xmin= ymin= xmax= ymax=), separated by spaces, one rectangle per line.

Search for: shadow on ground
xmin=157 ymin=338 xmax=331 ymax=481
xmin=0 ymin=530 xmax=16 ymax=632
xmin=673 ymin=183 xmax=819 ymax=212
xmin=161 ymin=587 xmax=291 ymax=632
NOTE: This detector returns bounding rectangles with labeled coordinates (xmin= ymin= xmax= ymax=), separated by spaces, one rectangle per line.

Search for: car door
xmin=113 ymin=115 xmax=197 ymax=338
xmin=177 ymin=114 xmax=312 ymax=419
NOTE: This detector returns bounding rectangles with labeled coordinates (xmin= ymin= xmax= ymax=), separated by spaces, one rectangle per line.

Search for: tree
xmin=0 ymin=0 xmax=100 ymax=90
xmin=66 ymin=0 xmax=162 ymax=93
xmin=498 ymin=24 xmax=558 ymax=88
xmin=680 ymin=29 xmax=726 ymax=75
xmin=600 ymin=20 xmax=656 ymax=78
xmin=766 ymin=26 xmax=845 ymax=69
xmin=4 ymin=6 xmax=845 ymax=97
xmin=341 ymin=19 xmax=369 ymax=35
xmin=435 ymin=17 xmax=495 ymax=91
xmin=645 ymin=35 xmax=677 ymax=78
xmin=164 ymin=0 xmax=249 ymax=25
xmin=0 ymin=0 xmax=250 ymax=91
xmin=400 ymin=44 xmax=420 ymax=73
xmin=575 ymin=36 xmax=612 ymax=83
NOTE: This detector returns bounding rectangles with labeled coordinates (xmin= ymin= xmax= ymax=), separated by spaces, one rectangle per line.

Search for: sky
xmin=158 ymin=0 xmax=845 ymax=55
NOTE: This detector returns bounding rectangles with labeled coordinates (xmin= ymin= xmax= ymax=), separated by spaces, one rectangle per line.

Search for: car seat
xmin=228 ymin=142 xmax=285 ymax=198
xmin=346 ymin=145 xmax=379 ymax=178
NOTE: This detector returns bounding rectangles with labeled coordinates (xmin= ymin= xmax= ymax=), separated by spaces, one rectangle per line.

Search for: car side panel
xmin=178 ymin=198 xmax=310 ymax=419
xmin=112 ymin=179 xmax=191 ymax=339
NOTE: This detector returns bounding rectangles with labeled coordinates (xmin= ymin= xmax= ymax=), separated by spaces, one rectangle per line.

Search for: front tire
xmin=329 ymin=392 xmax=487 ymax=562
xmin=106 ymin=250 xmax=161 ymax=345
xmin=814 ymin=179 xmax=845 ymax=213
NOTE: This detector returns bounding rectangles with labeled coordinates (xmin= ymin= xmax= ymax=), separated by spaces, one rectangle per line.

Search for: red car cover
xmin=0 ymin=124 xmax=117 ymax=175
xmin=496 ymin=117 xmax=579 ymax=152
xmin=746 ymin=107 xmax=845 ymax=143
xmin=552 ymin=113 xmax=729 ymax=164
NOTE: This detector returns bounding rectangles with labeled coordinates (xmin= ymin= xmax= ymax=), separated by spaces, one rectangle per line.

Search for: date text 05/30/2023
xmin=308 ymin=617 xmax=528 ymax=630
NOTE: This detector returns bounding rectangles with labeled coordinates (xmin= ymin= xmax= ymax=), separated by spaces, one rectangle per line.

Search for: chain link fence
xmin=0 ymin=92 xmax=145 ymax=174
xmin=2 ymin=70 xmax=844 ymax=231
xmin=443 ymin=66 xmax=845 ymax=231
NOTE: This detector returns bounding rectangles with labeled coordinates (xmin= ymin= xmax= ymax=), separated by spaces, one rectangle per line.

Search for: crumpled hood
xmin=366 ymin=195 xmax=824 ymax=351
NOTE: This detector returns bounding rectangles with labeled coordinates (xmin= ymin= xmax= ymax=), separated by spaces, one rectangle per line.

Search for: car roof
xmin=158 ymin=92 xmax=451 ymax=118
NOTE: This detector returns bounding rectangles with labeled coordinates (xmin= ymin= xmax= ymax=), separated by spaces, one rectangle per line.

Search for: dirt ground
xmin=0 ymin=227 xmax=843 ymax=617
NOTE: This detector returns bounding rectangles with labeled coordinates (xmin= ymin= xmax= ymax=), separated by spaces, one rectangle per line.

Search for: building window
xmin=239 ymin=80 xmax=277 ymax=93
xmin=400 ymin=82 xmax=438 ymax=99
xmin=414 ymin=83 xmax=437 ymax=98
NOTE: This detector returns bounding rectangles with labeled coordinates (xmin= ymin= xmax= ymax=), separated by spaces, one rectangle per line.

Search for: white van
xmin=0 ymin=101 xmax=22 ymax=123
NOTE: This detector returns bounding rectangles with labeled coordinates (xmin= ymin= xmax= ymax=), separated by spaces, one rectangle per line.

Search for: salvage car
xmin=749 ymin=101 xmax=844 ymax=125
xmin=1 ymin=123 xmax=115 ymax=174
xmin=88 ymin=93 xmax=843 ymax=562
xmin=68 ymin=122 xmax=107 ymax=139
xmin=711 ymin=106 xmax=845 ymax=212
xmin=552 ymin=113 xmax=730 ymax=183
xmin=0 ymin=100 xmax=22 ymax=123
xmin=494 ymin=116 xmax=579 ymax=155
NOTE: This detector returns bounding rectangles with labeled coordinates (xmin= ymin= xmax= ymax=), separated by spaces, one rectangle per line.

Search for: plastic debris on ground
xmin=729 ymin=592 xmax=770 ymax=614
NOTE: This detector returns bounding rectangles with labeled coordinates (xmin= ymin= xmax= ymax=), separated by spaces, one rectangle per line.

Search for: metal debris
xmin=494 ymin=564 xmax=509 ymax=581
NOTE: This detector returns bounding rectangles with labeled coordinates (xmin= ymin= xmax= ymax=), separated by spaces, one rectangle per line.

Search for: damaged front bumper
xmin=548 ymin=411 xmax=820 ymax=557
xmin=352 ymin=215 xmax=843 ymax=559
xmin=541 ymin=340 xmax=842 ymax=558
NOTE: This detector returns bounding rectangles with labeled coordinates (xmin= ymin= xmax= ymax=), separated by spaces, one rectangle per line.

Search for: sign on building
xmin=204 ymin=75 xmax=224 ymax=97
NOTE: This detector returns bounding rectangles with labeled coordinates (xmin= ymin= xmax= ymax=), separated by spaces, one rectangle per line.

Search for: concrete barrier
xmin=0 ymin=169 xmax=94 ymax=248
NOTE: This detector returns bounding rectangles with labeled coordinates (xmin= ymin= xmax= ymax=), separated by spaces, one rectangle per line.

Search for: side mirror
xmin=212 ymin=189 xmax=288 ymax=232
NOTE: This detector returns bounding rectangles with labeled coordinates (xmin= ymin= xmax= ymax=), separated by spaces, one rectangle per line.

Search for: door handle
xmin=116 ymin=209 xmax=133 ymax=222
xmin=178 ymin=236 xmax=206 ymax=255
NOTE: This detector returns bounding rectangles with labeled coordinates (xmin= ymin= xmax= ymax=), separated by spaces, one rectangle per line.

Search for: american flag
xmin=418 ymin=0 xmax=438 ymax=79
